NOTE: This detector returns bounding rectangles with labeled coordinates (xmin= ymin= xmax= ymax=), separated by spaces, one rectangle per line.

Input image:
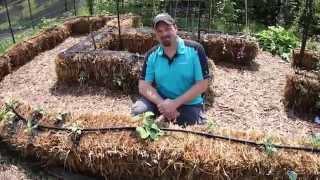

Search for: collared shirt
xmin=140 ymin=36 xmax=210 ymax=105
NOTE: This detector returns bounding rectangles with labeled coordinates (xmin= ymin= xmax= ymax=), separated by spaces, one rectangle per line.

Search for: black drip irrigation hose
xmin=9 ymin=107 xmax=320 ymax=154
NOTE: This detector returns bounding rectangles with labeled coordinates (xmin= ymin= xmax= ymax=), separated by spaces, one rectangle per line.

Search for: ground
xmin=0 ymin=35 xmax=319 ymax=179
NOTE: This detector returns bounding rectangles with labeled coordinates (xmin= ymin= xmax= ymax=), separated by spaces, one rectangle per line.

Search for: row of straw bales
xmin=0 ymin=16 xmax=118 ymax=81
xmin=55 ymin=49 xmax=216 ymax=106
xmin=0 ymin=102 xmax=319 ymax=179
xmin=283 ymin=49 xmax=320 ymax=117
xmin=97 ymin=27 xmax=259 ymax=64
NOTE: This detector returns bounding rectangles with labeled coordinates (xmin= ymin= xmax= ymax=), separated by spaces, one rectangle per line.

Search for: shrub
xmin=256 ymin=26 xmax=299 ymax=61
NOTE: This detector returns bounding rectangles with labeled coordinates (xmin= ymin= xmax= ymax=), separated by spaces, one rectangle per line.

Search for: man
xmin=131 ymin=13 xmax=211 ymax=126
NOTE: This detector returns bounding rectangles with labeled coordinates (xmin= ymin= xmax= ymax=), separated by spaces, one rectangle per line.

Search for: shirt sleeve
xmin=140 ymin=53 xmax=155 ymax=83
xmin=194 ymin=44 xmax=210 ymax=81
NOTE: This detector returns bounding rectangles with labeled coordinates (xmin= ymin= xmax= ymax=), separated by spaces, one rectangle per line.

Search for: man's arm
xmin=138 ymin=80 xmax=163 ymax=106
xmin=139 ymin=46 xmax=165 ymax=106
xmin=174 ymin=79 xmax=208 ymax=107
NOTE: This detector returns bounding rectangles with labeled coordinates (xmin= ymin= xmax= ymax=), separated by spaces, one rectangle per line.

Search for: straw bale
xmin=204 ymin=60 xmax=216 ymax=106
xmin=109 ymin=28 xmax=158 ymax=54
xmin=201 ymin=34 xmax=259 ymax=64
xmin=55 ymin=50 xmax=144 ymax=93
xmin=292 ymin=49 xmax=320 ymax=70
xmin=284 ymin=70 xmax=320 ymax=115
xmin=0 ymin=56 xmax=10 ymax=80
xmin=64 ymin=16 xmax=109 ymax=35
xmin=4 ymin=26 xmax=71 ymax=70
xmin=0 ymin=102 xmax=319 ymax=179
xmin=106 ymin=15 xmax=141 ymax=29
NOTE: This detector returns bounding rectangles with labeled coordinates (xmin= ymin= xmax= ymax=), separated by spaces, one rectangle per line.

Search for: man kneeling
xmin=131 ymin=13 xmax=211 ymax=126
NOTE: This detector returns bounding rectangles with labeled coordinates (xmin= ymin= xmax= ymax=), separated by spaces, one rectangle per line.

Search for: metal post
xmin=299 ymin=0 xmax=314 ymax=66
xmin=174 ymin=0 xmax=178 ymax=18
xmin=185 ymin=0 xmax=189 ymax=30
xmin=73 ymin=0 xmax=77 ymax=16
xmin=208 ymin=0 xmax=212 ymax=31
xmin=27 ymin=0 xmax=34 ymax=29
xmin=197 ymin=1 xmax=201 ymax=41
xmin=88 ymin=17 xmax=97 ymax=49
xmin=3 ymin=0 xmax=15 ymax=43
xmin=245 ymin=0 xmax=248 ymax=34
xmin=64 ymin=0 xmax=68 ymax=11
xmin=116 ymin=0 xmax=122 ymax=49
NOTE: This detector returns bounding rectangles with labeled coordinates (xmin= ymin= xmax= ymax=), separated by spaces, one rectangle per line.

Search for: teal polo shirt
xmin=140 ymin=37 xmax=210 ymax=105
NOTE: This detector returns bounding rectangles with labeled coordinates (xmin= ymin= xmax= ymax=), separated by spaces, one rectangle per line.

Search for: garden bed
xmin=0 ymin=102 xmax=320 ymax=179
xmin=0 ymin=15 xmax=319 ymax=180
xmin=0 ymin=15 xmax=139 ymax=81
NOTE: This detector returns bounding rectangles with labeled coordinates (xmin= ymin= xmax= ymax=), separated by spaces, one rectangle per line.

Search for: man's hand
xmin=157 ymin=99 xmax=180 ymax=121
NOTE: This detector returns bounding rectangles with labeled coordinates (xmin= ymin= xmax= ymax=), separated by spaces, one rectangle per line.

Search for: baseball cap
xmin=153 ymin=13 xmax=175 ymax=28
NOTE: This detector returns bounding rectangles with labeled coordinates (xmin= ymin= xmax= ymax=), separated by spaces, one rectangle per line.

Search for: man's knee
xmin=131 ymin=97 xmax=156 ymax=116
xmin=176 ymin=105 xmax=206 ymax=126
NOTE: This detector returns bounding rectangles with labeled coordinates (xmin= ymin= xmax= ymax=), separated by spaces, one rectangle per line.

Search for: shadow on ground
xmin=49 ymin=82 xmax=139 ymax=102
xmin=214 ymin=60 xmax=260 ymax=72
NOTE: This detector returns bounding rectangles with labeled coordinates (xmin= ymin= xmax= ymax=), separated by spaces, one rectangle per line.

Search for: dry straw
xmin=0 ymin=15 xmax=116 ymax=80
xmin=0 ymin=102 xmax=319 ymax=179
xmin=292 ymin=48 xmax=320 ymax=70
xmin=284 ymin=70 xmax=320 ymax=115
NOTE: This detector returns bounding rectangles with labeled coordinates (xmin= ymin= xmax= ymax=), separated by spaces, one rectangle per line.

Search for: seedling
xmin=64 ymin=122 xmax=84 ymax=144
xmin=287 ymin=170 xmax=298 ymax=180
xmin=310 ymin=133 xmax=320 ymax=148
xmin=79 ymin=71 xmax=88 ymax=85
xmin=206 ymin=119 xmax=217 ymax=133
xmin=263 ymin=137 xmax=277 ymax=156
xmin=0 ymin=100 xmax=19 ymax=124
xmin=55 ymin=112 xmax=69 ymax=125
xmin=134 ymin=112 xmax=164 ymax=141
xmin=25 ymin=108 xmax=43 ymax=135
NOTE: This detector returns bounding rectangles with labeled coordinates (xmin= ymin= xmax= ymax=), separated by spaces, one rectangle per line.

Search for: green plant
xmin=310 ymin=133 xmax=320 ymax=148
xmin=64 ymin=122 xmax=84 ymax=144
xmin=0 ymin=100 xmax=19 ymax=124
xmin=79 ymin=71 xmax=88 ymax=85
xmin=25 ymin=108 xmax=44 ymax=134
xmin=206 ymin=119 xmax=217 ymax=133
xmin=262 ymin=137 xmax=277 ymax=156
xmin=256 ymin=26 xmax=299 ymax=61
xmin=134 ymin=112 xmax=164 ymax=141
xmin=287 ymin=170 xmax=298 ymax=180
xmin=65 ymin=122 xmax=83 ymax=136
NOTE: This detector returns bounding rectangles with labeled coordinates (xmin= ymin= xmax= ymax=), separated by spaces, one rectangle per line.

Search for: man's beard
xmin=160 ymin=35 xmax=173 ymax=47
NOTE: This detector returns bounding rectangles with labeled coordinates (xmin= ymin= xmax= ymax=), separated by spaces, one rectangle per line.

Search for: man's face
xmin=154 ymin=22 xmax=177 ymax=47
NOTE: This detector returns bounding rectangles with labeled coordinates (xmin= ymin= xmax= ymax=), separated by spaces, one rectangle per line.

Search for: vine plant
xmin=134 ymin=112 xmax=164 ymax=141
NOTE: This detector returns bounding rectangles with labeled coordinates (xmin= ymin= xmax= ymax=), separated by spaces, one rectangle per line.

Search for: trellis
xmin=0 ymin=0 xmax=316 ymax=57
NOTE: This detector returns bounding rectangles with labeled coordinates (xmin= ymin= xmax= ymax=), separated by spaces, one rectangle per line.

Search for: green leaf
xmin=144 ymin=111 xmax=155 ymax=119
xmin=136 ymin=127 xmax=150 ymax=139
xmin=287 ymin=171 xmax=297 ymax=180
xmin=132 ymin=114 xmax=142 ymax=121
xmin=263 ymin=137 xmax=277 ymax=156
xmin=150 ymin=123 xmax=160 ymax=131
xmin=149 ymin=131 xmax=159 ymax=141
